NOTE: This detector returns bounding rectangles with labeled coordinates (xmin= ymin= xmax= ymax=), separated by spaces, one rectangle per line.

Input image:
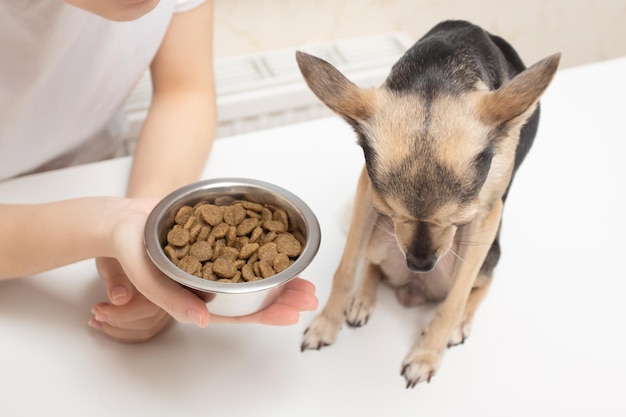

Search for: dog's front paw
xmin=344 ymin=294 xmax=375 ymax=327
xmin=448 ymin=318 xmax=473 ymax=347
xmin=301 ymin=313 xmax=343 ymax=352
xmin=400 ymin=348 xmax=443 ymax=388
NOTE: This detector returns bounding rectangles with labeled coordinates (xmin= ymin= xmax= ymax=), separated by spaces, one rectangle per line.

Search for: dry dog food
xmin=163 ymin=199 xmax=304 ymax=283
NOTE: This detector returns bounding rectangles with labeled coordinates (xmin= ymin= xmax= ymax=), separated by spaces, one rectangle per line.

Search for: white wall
xmin=213 ymin=0 xmax=626 ymax=69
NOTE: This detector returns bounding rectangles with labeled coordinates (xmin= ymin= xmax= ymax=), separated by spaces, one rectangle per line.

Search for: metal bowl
xmin=144 ymin=178 xmax=321 ymax=317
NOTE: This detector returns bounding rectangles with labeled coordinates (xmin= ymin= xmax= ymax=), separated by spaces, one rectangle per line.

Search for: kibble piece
xmin=236 ymin=200 xmax=265 ymax=213
xmin=249 ymin=226 xmax=264 ymax=243
xmin=210 ymin=242 xmax=222 ymax=261
xmin=246 ymin=252 xmax=258 ymax=265
xmin=257 ymin=242 xmax=278 ymax=262
xmin=252 ymin=261 xmax=261 ymax=277
xmin=261 ymin=208 xmax=272 ymax=221
xmin=258 ymin=259 xmax=275 ymax=278
xmin=167 ymin=225 xmax=190 ymax=247
xmin=202 ymin=263 xmax=217 ymax=281
xmin=175 ymin=206 xmax=194 ymax=225
xmin=234 ymin=236 xmax=249 ymax=250
xmin=226 ymin=225 xmax=237 ymax=247
xmin=223 ymin=204 xmax=246 ymax=226
xmin=197 ymin=226 xmax=210 ymax=242
xmin=262 ymin=231 xmax=277 ymax=244
xmin=245 ymin=210 xmax=261 ymax=219
xmin=239 ymin=242 xmax=260 ymax=259
xmin=263 ymin=232 xmax=278 ymax=243
xmin=231 ymin=271 xmax=242 ymax=283
xmin=241 ymin=264 xmax=257 ymax=281
xmin=212 ymin=257 xmax=237 ymax=278
xmin=201 ymin=261 xmax=213 ymax=274
xmin=219 ymin=246 xmax=240 ymax=261
xmin=183 ymin=215 xmax=198 ymax=230
xmin=273 ymin=253 xmax=291 ymax=272
xmin=178 ymin=255 xmax=201 ymax=275
xmin=190 ymin=241 xmax=213 ymax=262
xmin=263 ymin=220 xmax=287 ymax=233
xmin=275 ymin=233 xmax=302 ymax=257
xmin=197 ymin=204 xmax=223 ymax=226
xmin=236 ymin=217 xmax=259 ymax=236
xmin=211 ymin=222 xmax=230 ymax=239
xmin=164 ymin=245 xmax=179 ymax=263
xmin=189 ymin=223 xmax=202 ymax=243
xmin=172 ymin=244 xmax=189 ymax=258
xmin=272 ymin=209 xmax=289 ymax=228
xmin=214 ymin=196 xmax=235 ymax=206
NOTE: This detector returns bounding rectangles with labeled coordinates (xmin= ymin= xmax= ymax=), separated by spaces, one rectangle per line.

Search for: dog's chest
xmin=367 ymin=215 xmax=456 ymax=301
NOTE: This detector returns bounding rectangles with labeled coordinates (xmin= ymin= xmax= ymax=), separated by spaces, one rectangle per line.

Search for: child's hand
xmin=89 ymin=199 xmax=318 ymax=343
xmin=91 ymin=257 xmax=173 ymax=343
xmin=91 ymin=268 xmax=318 ymax=342
xmin=206 ymin=278 xmax=318 ymax=326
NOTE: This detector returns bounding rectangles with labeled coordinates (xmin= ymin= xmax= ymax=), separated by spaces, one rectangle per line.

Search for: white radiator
xmin=122 ymin=32 xmax=412 ymax=151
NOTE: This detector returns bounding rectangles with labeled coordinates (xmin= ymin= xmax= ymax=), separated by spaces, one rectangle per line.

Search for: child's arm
xmin=92 ymin=1 xmax=217 ymax=342
xmin=128 ymin=0 xmax=217 ymax=199
xmin=0 ymin=197 xmax=211 ymax=328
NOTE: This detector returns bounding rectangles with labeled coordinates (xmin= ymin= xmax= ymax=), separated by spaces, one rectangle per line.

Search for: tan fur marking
xmin=363 ymin=91 xmax=493 ymax=202
xmin=430 ymin=93 xmax=491 ymax=168
xmin=361 ymin=93 xmax=424 ymax=166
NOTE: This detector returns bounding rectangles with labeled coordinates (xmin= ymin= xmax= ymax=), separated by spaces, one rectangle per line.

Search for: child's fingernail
xmin=111 ymin=286 xmax=128 ymax=304
xmin=88 ymin=318 xmax=102 ymax=329
xmin=93 ymin=312 xmax=109 ymax=322
xmin=187 ymin=308 xmax=205 ymax=328
xmin=91 ymin=307 xmax=109 ymax=322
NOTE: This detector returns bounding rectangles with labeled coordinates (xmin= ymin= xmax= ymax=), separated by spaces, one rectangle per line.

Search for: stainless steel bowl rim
xmin=144 ymin=177 xmax=321 ymax=295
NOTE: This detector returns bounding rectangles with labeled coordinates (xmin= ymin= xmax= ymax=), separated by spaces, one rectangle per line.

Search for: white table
xmin=1 ymin=57 xmax=625 ymax=417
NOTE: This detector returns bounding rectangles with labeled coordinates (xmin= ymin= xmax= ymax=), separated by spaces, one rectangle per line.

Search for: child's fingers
xmin=95 ymin=257 xmax=134 ymax=306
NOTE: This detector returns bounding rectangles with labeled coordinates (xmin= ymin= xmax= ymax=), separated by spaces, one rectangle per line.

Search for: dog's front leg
xmin=401 ymin=199 xmax=504 ymax=387
xmin=301 ymin=167 xmax=377 ymax=351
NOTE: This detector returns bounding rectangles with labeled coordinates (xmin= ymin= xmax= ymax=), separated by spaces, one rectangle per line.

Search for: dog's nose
xmin=406 ymin=256 xmax=437 ymax=273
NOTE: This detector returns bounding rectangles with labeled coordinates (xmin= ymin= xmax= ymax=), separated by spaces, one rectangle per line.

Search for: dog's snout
xmin=406 ymin=255 xmax=437 ymax=273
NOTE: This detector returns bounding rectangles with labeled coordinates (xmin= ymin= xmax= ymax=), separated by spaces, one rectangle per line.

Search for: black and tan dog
xmin=296 ymin=20 xmax=560 ymax=388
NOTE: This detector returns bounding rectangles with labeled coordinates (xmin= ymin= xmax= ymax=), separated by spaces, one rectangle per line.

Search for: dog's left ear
xmin=295 ymin=51 xmax=378 ymax=126
xmin=480 ymin=53 xmax=561 ymax=126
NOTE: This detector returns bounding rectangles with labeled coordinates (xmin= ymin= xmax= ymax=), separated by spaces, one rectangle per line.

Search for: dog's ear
xmin=480 ymin=53 xmax=561 ymax=126
xmin=296 ymin=51 xmax=377 ymax=125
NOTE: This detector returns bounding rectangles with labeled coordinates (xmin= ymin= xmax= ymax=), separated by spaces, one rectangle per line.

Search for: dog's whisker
xmin=368 ymin=216 xmax=396 ymax=238
xmin=454 ymin=239 xmax=491 ymax=248
xmin=449 ymin=247 xmax=467 ymax=264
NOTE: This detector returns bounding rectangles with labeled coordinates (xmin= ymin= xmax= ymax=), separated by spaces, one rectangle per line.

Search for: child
xmin=0 ymin=0 xmax=318 ymax=343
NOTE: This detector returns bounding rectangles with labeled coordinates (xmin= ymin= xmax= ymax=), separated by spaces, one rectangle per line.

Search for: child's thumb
xmin=95 ymin=257 xmax=134 ymax=306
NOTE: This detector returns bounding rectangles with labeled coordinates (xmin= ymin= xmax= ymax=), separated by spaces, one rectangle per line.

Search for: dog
xmin=295 ymin=20 xmax=560 ymax=388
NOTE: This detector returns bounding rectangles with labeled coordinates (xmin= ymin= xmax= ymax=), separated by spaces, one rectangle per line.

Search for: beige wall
xmin=213 ymin=0 xmax=626 ymax=69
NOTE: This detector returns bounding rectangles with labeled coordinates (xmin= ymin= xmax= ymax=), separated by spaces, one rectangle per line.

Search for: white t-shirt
xmin=0 ymin=0 xmax=205 ymax=180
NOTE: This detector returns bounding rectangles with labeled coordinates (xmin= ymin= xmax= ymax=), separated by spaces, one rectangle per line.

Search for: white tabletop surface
xmin=1 ymin=56 xmax=625 ymax=417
